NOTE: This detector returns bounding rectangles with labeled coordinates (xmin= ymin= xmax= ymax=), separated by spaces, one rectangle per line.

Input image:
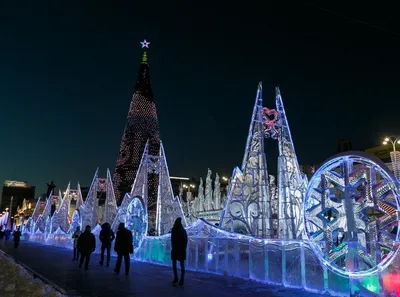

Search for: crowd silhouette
xmin=69 ymin=217 xmax=188 ymax=286
xmin=1 ymin=217 xmax=188 ymax=287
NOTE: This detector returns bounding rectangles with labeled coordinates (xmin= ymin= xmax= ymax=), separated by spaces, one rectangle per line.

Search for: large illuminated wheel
xmin=304 ymin=152 xmax=400 ymax=277
xmin=125 ymin=197 xmax=148 ymax=250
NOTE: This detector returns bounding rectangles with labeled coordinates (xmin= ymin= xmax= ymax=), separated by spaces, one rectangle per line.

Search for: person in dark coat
xmin=77 ymin=225 xmax=96 ymax=270
xmin=113 ymin=223 xmax=133 ymax=275
xmin=99 ymin=222 xmax=115 ymax=266
xmin=171 ymin=217 xmax=188 ymax=287
xmin=13 ymin=227 xmax=22 ymax=248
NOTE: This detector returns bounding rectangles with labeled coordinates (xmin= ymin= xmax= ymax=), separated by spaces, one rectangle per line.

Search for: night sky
xmin=1 ymin=2 xmax=400 ymax=195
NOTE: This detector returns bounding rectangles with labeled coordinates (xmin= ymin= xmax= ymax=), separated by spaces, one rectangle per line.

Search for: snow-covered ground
xmin=0 ymin=251 xmax=67 ymax=297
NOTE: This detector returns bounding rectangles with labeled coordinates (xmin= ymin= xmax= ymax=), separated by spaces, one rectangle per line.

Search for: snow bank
xmin=0 ymin=252 xmax=67 ymax=297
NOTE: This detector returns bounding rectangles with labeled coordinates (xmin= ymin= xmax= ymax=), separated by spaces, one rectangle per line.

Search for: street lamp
xmin=383 ymin=136 xmax=400 ymax=152
xmin=222 ymin=176 xmax=228 ymax=182
xmin=383 ymin=136 xmax=400 ymax=180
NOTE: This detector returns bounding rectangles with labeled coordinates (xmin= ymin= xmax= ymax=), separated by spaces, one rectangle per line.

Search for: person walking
xmin=72 ymin=226 xmax=81 ymax=261
xmin=171 ymin=217 xmax=188 ymax=287
xmin=99 ymin=222 xmax=115 ymax=266
xmin=77 ymin=225 xmax=96 ymax=270
xmin=13 ymin=227 xmax=22 ymax=248
xmin=113 ymin=223 xmax=133 ymax=276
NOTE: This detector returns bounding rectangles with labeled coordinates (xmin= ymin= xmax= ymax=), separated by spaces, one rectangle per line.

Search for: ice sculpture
xmin=198 ymin=178 xmax=205 ymax=212
xmin=126 ymin=196 xmax=148 ymax=249
xmin=275 ymin=87 xmax=307 ymax=239
xmin=35 ymin=191 xmax=53 ymax=233
xmin=220 ymin=82 xmax=272 ymax=238
xmin=269 ymin=175 xmax=279 ymax=236
xmin=112 ymin=141 xmax=186 ymax=237
xmin=390 ymin=151 xmax=400 ymax=181
xmin=75 ymin=183 xmax=84 ymax=210
xmin=0 ymin=212 xmax=9 ymax=226
xmin=69 ymin=209 xmax=81 ymax=233
xmin=103 ymin=169 xmax=117 ymax=225
xmin=80 ymin=169 xmax=99 ymax=229
xmin=214 ymin=173 xmax=221 ymax=209
xmin=112 ymin=143 xmax=149 ymax=232
xmin=155 ymin=142 xmax=187 ymax=235
xmin=204 ymin=169 xmax=214 ymax=211
xmin=31 ymin=198 xmax=41 ymax=222
xmin=304 ymin=152 xmax=400 ymax=278
xmin=51 ymin=182 xmax=72 ymax=233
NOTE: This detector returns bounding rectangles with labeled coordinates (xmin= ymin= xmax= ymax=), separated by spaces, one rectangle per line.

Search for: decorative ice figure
xmin=80 ymin=169 xmax=99 ymax=229
xmin=112 ymin=141 xmax=186 ymax=236
xmin=269 ymin=175 xmax=279 ymax=236
xmin=31 ymin=198 xmax=41 ymax=222
xmin=35 ymin=191 xmax=54 ymax=233
xmin=220 ymin=82 xmax=272 ymax=237
xmin=112 ymin=143 xmax=150 ymax=232
xmin=125 ymin=197 xmax=148 ymax=249
xmin=214 ymin=173 xmax=221 ymax=209
xmin=24 ymin=217 xmax=32 ymax=233
xmin=155 ymin=142 xmax=187 ymax=235
xmin=304 ymin=152 xmax=400 ymax=278
xmin=204 ymin=169 xmax=214 ymax=211
xmin=68 ymin=209 xmax=82 ymax=234
xmin=198 ymin=178 xmax=205 ymax=212
xmin=51 ymin=182 xmax=72 ymax=233
xmin=45 ymin=216 xmax=51 ymax=235
xmin=75 ymin=183 xmax=84 ymax=210
xmin=275 ymin=87 xmax=307 ymax=239
xmin=103 ymin=169 xmax=117 ymax=225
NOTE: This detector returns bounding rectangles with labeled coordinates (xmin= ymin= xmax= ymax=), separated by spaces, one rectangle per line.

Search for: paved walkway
xmin=0 ymin=240 xmax=324 ymax=297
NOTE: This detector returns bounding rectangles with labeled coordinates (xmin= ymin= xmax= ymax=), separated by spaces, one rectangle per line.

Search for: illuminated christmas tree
xmin=113 ymin=40 xmax=161 ymax=218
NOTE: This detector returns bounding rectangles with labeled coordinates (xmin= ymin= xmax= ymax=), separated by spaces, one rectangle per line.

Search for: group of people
xmin=1 ymin=227 xmax=22 ymax=248
xmin=72 ymin=222 xmax=133 ymax=275
xmin=70 ymin=217 xmax=188 ymax=287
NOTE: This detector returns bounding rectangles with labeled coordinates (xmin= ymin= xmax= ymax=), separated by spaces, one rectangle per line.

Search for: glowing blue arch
xmin=304 ymin=151 xmax=400 ymax=278
xmin=69 ymin=209 xmax=82 ymax=234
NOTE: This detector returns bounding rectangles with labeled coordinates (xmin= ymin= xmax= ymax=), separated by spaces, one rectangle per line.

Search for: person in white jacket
xmin=72 ymin=226 xmax=82 ymax=261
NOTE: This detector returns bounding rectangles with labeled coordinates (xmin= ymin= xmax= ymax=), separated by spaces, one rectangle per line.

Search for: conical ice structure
xmin=51 ymin=182 xmax=71 ymax=233
xmin=103 ymin=169 xmax=117 ymax=225
xmin=276 ymin=87 xmax=307 ymax=239
xmin=35 ymin=190 xmax=54 ymax=233
xmin=76 ymin=183 xmax=84 ymax=210
xmin=112 ymin=142 xmax=149 ymax=232
xmin=113 ymin=51 xmax=161 ymax=214
xmin=220 ymin=83 xmax=272 ymax=237
xmin=155 ymin=142 xmax=187 ymax=236
xmin=31 ymin=198 xmax=41 ymax=222
xmin=80 ymin=168 xmax=99 ymax=229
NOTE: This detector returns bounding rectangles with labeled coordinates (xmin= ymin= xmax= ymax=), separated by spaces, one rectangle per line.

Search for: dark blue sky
xmin=1 ymin=2 xmax=400 ymax=195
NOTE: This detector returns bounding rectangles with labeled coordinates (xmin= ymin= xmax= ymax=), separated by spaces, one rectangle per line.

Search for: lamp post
xmin=183 ymin=184 xmax=195 ymax=217
xmin=183 ymin=184 xmax=195 ymax=198
xmin=383 ymin=136 xmax=400 ymax=180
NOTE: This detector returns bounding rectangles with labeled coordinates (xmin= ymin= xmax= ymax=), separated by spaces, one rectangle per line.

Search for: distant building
xmin=0 ymin=180 xmax=35 ymax=225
